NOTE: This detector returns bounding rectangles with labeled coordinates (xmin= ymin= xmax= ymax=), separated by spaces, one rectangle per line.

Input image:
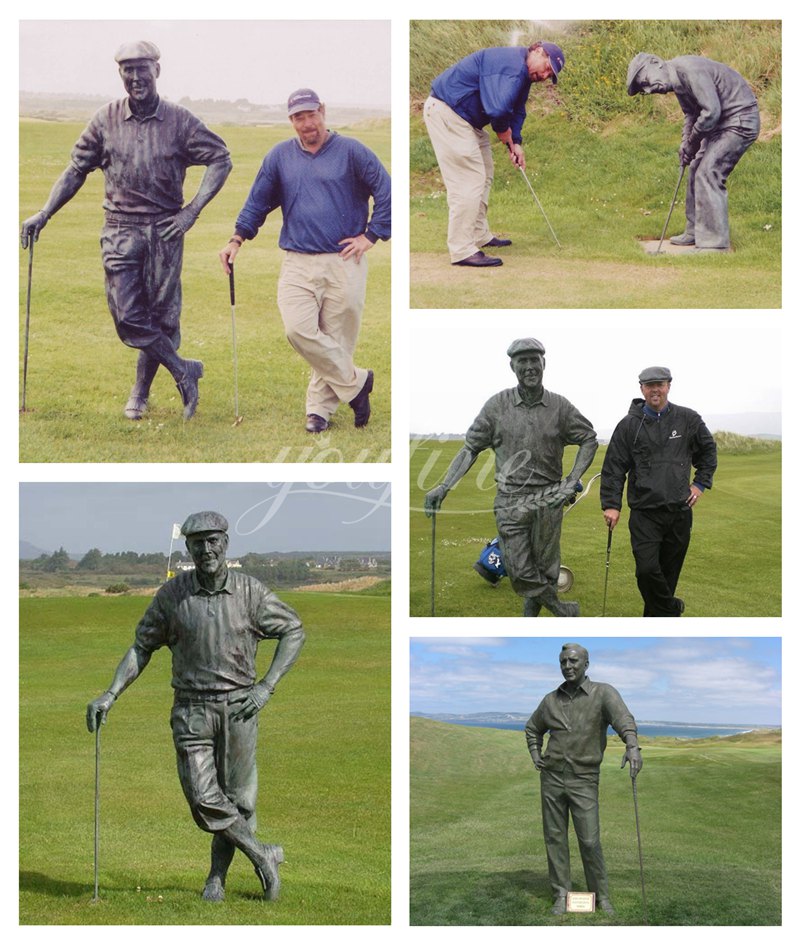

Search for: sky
xmin=408 ymin=311 xmax=782 ymax=438
xmin=19 ymin=482 xmax=391 ymax=555
xmin=410 ymin=636 xmax=782 ymax=725
xmin=18 ymin=19 xmax=391 ymax=108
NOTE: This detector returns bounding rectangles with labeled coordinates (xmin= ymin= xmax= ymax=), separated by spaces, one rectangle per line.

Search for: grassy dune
xmin=409 ymin=439 xmax=781 ymax=617
xmin=19 ymin=119 xmax=391 ymax=463
xmin=410 ymin=20 xmax=781 ymax=308
xmin=19 ymin=591 xmax=390 ymax=924
xmin=410 ymin=717 xmax=781 ymax=925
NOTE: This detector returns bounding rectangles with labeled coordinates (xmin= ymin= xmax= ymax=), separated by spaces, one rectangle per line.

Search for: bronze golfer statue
xmin=20 ymin=42 xmax=232 ymax=420
xmin=525 ymin=643 xmax=641 ymax=914
xmin=86 ymin=511 xmax=305 ymax=901
xmin=424 ymin=338 xmax=597 ymax=616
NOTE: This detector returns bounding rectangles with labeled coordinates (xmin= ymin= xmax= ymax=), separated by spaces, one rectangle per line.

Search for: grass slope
xmin=410 ymin=20 xmax=781 ymax=308
xmin=410 ymin=717 xmax=781 ymax=926
xmin=19 ymin=120 xmax=391 ymax=463
xmin=19 ymin=591 xmax=390 ymax=924
xmin=409 ymin=439 xmax=781 ymax=617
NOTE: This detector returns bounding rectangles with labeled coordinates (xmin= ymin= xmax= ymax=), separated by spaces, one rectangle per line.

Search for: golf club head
xmin=232 ymin=416 xmax=244 ymax=427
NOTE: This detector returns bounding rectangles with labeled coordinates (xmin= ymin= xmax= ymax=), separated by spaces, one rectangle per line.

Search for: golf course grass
xmin=410 ymin=717 xmax=781 ymax=926
xmin=409 ymin=439 xmax=781 ymax=617
xmin=19 ymin=119 xmax=391 ymax=463
xmin=19 ymin=588 xmax=390 ymax=924
xmin=410 ymin=20 xmax=781 ymax=308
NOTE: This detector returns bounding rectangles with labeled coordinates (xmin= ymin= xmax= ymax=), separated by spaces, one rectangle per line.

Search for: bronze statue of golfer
xmin=86 ymin=511 xmax=305 ymax=901
xmin=424 ymin=338 xmax=597 ymax=616
xmin=525 ymin=643 xmax=641 ymax=914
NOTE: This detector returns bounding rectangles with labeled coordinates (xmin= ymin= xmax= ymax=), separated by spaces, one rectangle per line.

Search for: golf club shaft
xmin=22 ymin=240 xmax=34 ymax=411
xmin=229 ymin=266 xmax=240 ymax=418
xmin=519 ymin=167 xmax=562 ymax=248
xmin=632 ymin=777 xmax=648 ymax=924
xmin=431 ymin=511 xmax=436 ymax=617
xmin=601 ymin=526 xmax=612 ymax=617
xmin=93 ymin=719 xmax=100 ymax=902
xmin=656 ymin=165 xmax=686 ymax=254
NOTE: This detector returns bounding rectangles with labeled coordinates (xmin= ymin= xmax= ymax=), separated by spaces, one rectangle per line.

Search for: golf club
xmin=631 ymin=773 xmax=648 ymax=924
xmin=655 ymin=164 xmax=686 ymax=255
xmin=228 ymin=265 xmax=244 ymax=426
xmin=508 ymin=144 xmax=562 ymax=248
xmin=21 ymin=239 xmax=34 ymax=412
xmin=601 ymin=525 xmax=613 ymax=617
xmin=92 ymin=716 xmax=101 ymax=903
xmin=431 ymin=510 xmax=437 ymax=617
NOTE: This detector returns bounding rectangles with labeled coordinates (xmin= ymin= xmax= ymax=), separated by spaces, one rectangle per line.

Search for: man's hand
xmin=686 ymin=485 xmax=703 ymax=508
xmin=603 ymin=508 xmax=621 ymax=530
xmin=86 ymin=691 xmax=116 ymax=732
xmin=20 ymin=212 xmax=50 ymax=249
xmin=338 ymin=234 xmax=373 ymax=263
xmin=157 ymin=206 xmax=199 ymax=241
xmin=219 ymin=239 xmax=241 ymax=275
xmin=507 ymin=143 xmax=526 ymax=170
xmin=229 ymin=683 xmax=272 ymax=723
xmin=531 ymin=749 xmax=545 ymax=771
xmin=424 ymin=485 xmax=448 ymax=518
xmin=621 ymin=746 xmax=643 ymax=779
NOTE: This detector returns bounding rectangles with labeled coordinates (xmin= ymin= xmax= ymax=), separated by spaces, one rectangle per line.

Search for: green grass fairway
xmin=410 ymin=718 xmax=781 ymax=926
xmin=19 ymin=590 xmax=390 ymax=924
xmin=19 ymin=120 xmax=390 ymax=463
xmin=410 ymin=20 xmax=781 ymax=309
xmin=410 ymin=440 xmax=781 ymax=617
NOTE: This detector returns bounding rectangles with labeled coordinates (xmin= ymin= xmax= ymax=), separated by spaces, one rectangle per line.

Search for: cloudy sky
xmin=19 ymin=19 xmax=391 ymax=107
xmin=410 ymin=637 xmax=781 ymax=724
xmin=19 ymin=482 xmax=391 ymax=555
xmin=408 ymin=311 xmax=782 ymax=438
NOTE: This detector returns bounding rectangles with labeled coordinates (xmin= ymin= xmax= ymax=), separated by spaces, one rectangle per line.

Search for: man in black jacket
xmin=600 ymin=367 xmax=717 ymax=616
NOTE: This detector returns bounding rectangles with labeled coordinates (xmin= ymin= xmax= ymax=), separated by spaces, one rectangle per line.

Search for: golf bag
xmin=473 ymin=538 xmax=507 ymax=585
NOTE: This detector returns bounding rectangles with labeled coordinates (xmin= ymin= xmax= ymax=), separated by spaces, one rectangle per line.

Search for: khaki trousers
xmin=277 ymin=251 xmax=369 ymax=419
xmin=423 ymin=95 xmax=495 ymax=262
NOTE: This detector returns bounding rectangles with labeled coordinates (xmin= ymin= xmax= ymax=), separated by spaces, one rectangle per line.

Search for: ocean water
xmin=447 ymin=720 xmax=772 ymax=739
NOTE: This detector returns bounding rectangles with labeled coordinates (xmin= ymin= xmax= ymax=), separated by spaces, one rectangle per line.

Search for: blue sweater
xmin=235 ymin=132 xmax=391 ymax=253
xmin=430 ymin=47 xmax=532 ymax=143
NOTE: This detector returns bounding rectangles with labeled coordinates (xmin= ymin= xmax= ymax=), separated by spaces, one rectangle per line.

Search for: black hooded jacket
xmin=600 ymin=399 xmax=717 ymax=512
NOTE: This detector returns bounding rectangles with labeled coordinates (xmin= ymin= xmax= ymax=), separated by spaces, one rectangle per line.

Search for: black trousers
xmin=628 ymin=507 xmax=692 ymax=616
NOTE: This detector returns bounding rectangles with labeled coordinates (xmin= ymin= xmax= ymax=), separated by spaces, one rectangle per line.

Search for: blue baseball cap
xmin=287 ymin=88 xmax=322 ymax=116
xmin=541 ymin=42 xmax=565 ymax=83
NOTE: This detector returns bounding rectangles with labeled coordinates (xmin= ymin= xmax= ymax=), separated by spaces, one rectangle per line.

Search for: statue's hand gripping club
xmin=424 ymin=485 xmax=448 ymax=517
xmin=86 ymin=691 xmax=116 ymax=732
xmin=621 ymin=746 xmax=643 ymax=779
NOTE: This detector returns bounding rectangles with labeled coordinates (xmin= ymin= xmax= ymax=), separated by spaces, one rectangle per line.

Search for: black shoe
xmin=452 ymin=251 xmax=502 ymax=267
xmin=176 ymin=360 xmax=204 ymax=420
xmin=253 ymin=843 xmax=284 ymax=901
xmin=483 ymin=237 xmax=512 ymax=248
xmin=305 ymin=413 xmax=330 ymax=434
xmin=349 ymin=370 xmax=374 ymax=427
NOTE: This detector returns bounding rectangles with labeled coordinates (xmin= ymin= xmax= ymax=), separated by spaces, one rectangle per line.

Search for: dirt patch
xmin=293 ymin=576 xmax=385 ymax=593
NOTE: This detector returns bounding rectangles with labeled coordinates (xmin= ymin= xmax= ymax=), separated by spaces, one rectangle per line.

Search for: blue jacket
xmin=430 ymin=47 xmax=532 ymax=142
xmin=235 ymin=131 xmax=391 ymax=253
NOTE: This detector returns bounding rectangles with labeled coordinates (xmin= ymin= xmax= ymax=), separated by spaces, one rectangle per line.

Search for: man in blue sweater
xmin=424 ymin=42 xmax=564 ymax=267
xmin=220 ymin=89 xmax=391 ymax=433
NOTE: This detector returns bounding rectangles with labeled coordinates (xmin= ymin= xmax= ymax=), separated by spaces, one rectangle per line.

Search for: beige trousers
xmin=277 ymin=251 xmax=369 ymax=420
xmin=423 ymin=95 xmax=495 ymax=262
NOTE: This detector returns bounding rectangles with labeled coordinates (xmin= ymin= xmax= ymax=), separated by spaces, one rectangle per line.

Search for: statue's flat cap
xmin=626 ymin=52 xmax=652 ymax=95
xmin=181 ymin=511 xmax=229 ymax=536
xmin=115 ymin=41 xmax=161 ymax=63
xmin=638 ymin=366 xmax=672 ymax=384
xmin=507 ymin=338 xmax=546 ymax=358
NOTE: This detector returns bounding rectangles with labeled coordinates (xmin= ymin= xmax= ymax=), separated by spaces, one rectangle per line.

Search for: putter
xmin=431 ymin=510 xmax=437 ymax=617
xmin=92 ymin=717 xmax=101 ymax=903
xmin=21 ymin=239 xmax=34 ymax=412
xmin=655 ymin=165 xmax=686 ymax=255
xmin=601 ymin=525 xmax=613 ymax=617
xmin=228 ymin=265 xmax=244 ymax=426
xmin=508 ymin=144 xmax=562 ymax=248
xmin=632 ymin=774 xmax=649 ymax=924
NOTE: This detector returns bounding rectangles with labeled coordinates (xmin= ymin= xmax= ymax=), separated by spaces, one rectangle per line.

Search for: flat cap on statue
xmin=114 ymin=41 xmax=161 ymax=63
xmin=181 ymin=511 xmax=229 ymax=536
xmin=638 ymin=366 xmax=672 ymax=383
xmin=507 ymin=338 xmax=546 ymax=358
